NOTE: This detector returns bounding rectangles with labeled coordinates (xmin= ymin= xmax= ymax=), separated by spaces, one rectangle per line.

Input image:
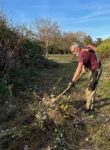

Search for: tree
xmin=35 ymin=18 xmax=61 ymax=57
xmin=95 ymin=38 xmax=103 ymax=47
xmin=58 ymin=32 xmax=87 ymax=54
xmin=15 ymin=24 xmax=35 ymax=40
xmin=83 ymin=35 xmax=93 ymax=45
xmin=73 ymin=32 xmax=87 ymax=42
xmin=59 ymin=32 xmax=77 ymax=53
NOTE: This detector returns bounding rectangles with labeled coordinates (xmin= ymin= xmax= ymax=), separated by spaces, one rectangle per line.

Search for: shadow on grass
xmin=70 ymin=97 xmax=110 ymax=112
xmin=95 ymin=98 xmax=110 ymax=109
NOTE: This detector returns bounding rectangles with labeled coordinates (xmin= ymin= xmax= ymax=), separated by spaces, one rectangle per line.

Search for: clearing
xmin=0 ymin=54 xmax=110 ymax=150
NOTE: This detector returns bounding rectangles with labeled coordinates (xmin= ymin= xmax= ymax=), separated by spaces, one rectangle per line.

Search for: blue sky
xmin=0 ymin=0 xmax=110 ymax=40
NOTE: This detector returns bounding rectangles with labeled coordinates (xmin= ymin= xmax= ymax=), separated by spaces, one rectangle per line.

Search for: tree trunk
xmin=45 ymin=40 xmax=49 ymax=58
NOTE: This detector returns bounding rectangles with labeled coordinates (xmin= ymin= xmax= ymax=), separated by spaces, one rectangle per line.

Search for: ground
xmin=0 ymin=54 xmax=110 ymax=150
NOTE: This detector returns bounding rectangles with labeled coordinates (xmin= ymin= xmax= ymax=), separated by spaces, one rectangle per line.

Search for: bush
xmin=24 ymin=39 xmax=44 ymax=58
xmin=0 ymin=79 xmax=9 ymax=96
xmin=0 ymin=11 xmax=58 ymax=95
xmin=96 ymin=38 xmax=110 ymax=59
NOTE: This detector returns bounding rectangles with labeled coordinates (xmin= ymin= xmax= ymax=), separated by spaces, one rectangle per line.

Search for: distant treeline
xmin=0 ymin=11 xmax=104 ymax=57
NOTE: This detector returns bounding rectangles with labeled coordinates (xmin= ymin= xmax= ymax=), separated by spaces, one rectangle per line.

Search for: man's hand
xmin=68 ymin=80 xmax=75 ymax=87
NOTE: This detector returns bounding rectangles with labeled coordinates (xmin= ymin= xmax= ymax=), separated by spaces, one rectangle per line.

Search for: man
xmin=69 ymin=42 xmax=102 ymax=112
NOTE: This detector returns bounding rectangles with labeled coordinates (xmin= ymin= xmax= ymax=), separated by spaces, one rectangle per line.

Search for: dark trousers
xmin=85 ymin=66 xmax=102 ymax=109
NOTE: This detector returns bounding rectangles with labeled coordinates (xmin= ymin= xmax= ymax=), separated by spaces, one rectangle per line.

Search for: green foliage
xmin=22 ymin=40 xmax=57 ymax=69
xmin=83 ymin=35 xmax=93 ymax=45
xmin=96 ymin=38 xmax=110 ymax=58
xmin=9 ymin=69 xmax=27 ymax=91
xmin=24 ymin=39 xmax=44 ymax=58
xmin=95 ymin=38 xmax=103 ymax=47
xmin=0 ymin=79 xmax=9 ymax=96
xmin=22 ymin=39 xmax=46 ymax=68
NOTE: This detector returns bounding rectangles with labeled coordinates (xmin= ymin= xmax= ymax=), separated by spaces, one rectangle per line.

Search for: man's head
xmin=70 ymin=42 xmax=81 ymax=56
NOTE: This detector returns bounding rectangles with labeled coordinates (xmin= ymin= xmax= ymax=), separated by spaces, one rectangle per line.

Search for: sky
xmin=0 ymin=0 xmax=110 ymax=40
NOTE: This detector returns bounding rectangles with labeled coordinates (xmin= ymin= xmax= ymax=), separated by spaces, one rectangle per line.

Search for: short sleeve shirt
xmin=78 ymin=48 xmax=99 ymax=71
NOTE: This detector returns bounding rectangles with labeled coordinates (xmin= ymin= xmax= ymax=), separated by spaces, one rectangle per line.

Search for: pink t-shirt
xmin=78 ymin=48 xmax=99 ymax=71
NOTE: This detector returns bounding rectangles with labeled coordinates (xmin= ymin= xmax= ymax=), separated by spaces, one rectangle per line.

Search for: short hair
xmin=70 ymin=42 xmax=81 ymax=49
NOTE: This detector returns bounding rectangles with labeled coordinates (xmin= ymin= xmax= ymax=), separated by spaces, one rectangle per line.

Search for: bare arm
xmin=72 ymin=62 xmax=83 ymax=82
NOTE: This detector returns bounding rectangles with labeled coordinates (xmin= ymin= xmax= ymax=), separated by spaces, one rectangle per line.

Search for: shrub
xmin=0 ymin=79 xmax=9 ymax=96
xmin=96 ymin=38 xmax=110 ymax=59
